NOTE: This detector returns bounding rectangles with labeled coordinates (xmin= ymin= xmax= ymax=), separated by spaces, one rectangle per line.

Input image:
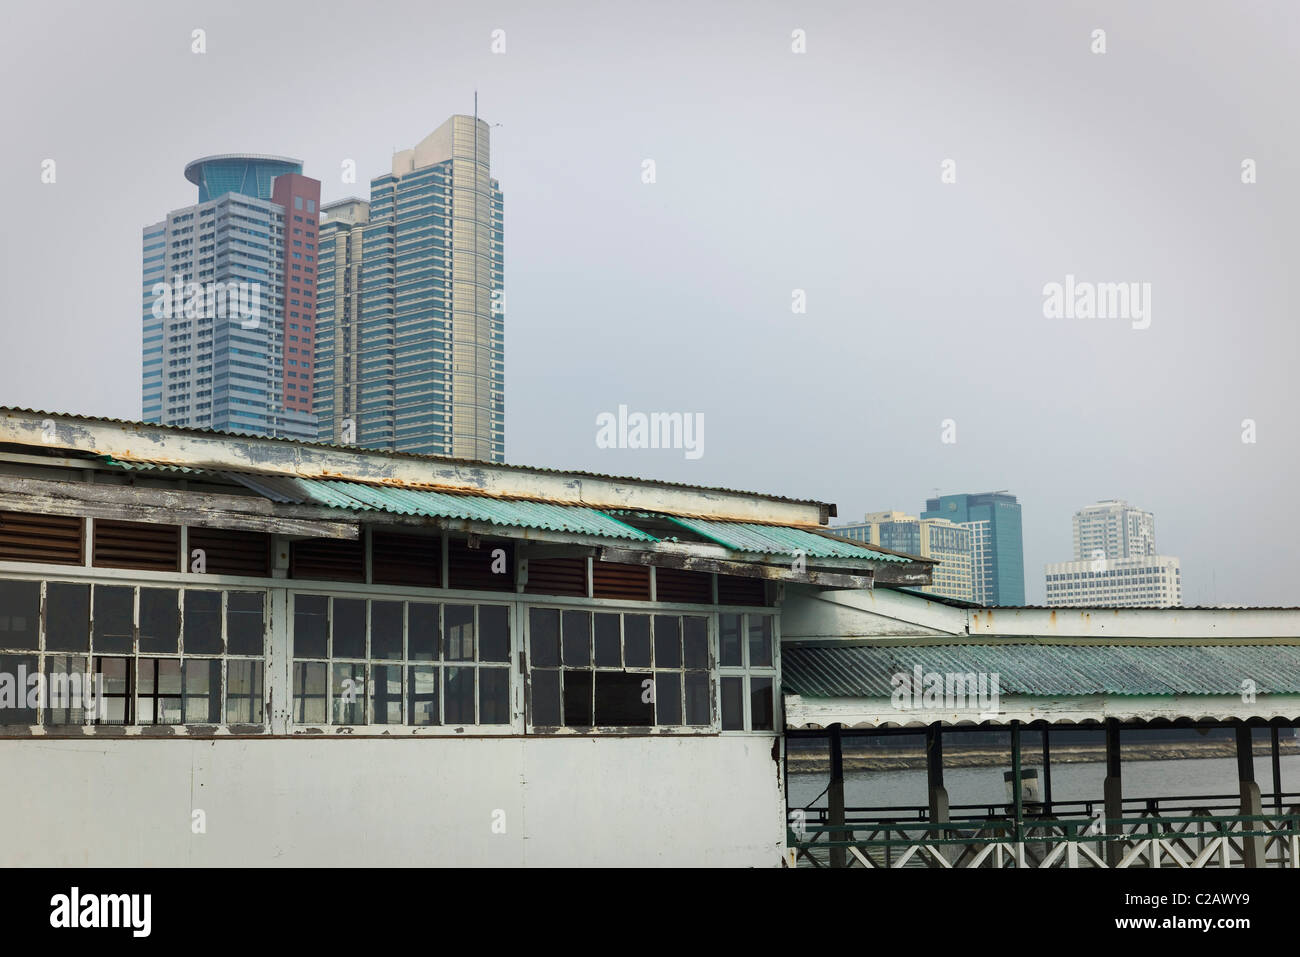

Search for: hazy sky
xmin=2 ymin=0 xmax=1296 ymax=605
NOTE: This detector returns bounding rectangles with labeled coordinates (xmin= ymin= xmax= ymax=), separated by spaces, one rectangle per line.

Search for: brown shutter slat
xmin=447 ymin=538 xmax=514 ymax=592
xmin=187 ymin=527 xmax=272 ymax=577
xmin=524 ymin=557 xmax=587 ymax=597
xmin=654 ymin=567 xmax=712 ymax=604
xmin=372 ymin=531 xmax=442 ymax=588
xmin=592 ymin=561 xmax=650 ymax=601
xmin=0 ymin=512 xmax=84 ymax=565
xmin=717 ymin=574 xmax=767 ymax=606
xmin=290 ymin=538 xmax=364 ymax=582
xmin=93 ymin=520 xmax=180 ymax=572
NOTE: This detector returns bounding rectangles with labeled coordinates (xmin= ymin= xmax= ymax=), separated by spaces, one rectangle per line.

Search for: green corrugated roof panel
xmin=663 ymin=516 xmax=912 ymax=562
xmin=782 ymin=643 xmax=1300 ymax=698
xmin=299 ymin=480 xmax=657 ymax=542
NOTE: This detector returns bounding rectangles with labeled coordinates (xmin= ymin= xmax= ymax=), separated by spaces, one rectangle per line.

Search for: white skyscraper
xmin=1046 ymin=500 xmax=1181 ymax=607
xmin=1072 ymin=500 xmax=1156 ymax=562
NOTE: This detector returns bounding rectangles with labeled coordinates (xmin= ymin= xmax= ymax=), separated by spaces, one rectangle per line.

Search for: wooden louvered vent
xmin=447 ymin=538 xmax=515 ymax=592
xmin=592 ymin=562 xmax=651 ymax=601
xmin=0 ymin=512 xmax=84 ymax=566
xmin=187 ymin=528 xmax=272 ymax=577
xmin=371 ymin=531 xmax=442 ymax=588
xmin=290 ymin=538 xmax=364 ymax=582
xmin=524 ymin=557 xmax=587 ymax=597
xmin=717 ymin=574 xmax=768 ymax=607
xmin=93 ymin=520 xmax=180 ymax=572
xmin=654 ymin=567 xmax=713 ymax=604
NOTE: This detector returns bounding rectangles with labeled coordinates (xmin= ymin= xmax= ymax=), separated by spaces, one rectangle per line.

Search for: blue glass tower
xmin=922 ymin=492 xmax=1025 ymax=605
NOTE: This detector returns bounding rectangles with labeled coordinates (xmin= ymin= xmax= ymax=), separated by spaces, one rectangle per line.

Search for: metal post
xmin=1104 ymin=719 xmax=1122 ymax=867
xmin=1271 ymin=725 xmax=1282 ymax=814
xmin=1042 ymin=726 xmax=1053 ymax=813
xmin=1011 ymin=722 xmax=1023 ymax=846
xmin=1237 ymin=724 xmax=1264 ymax=868
xmin=828 ymin=723 xmax=846 ymax=868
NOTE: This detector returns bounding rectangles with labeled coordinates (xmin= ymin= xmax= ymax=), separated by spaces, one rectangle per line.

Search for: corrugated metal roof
xmin=214 ymin=474 xmax=658 ymax=541
xmin=663 ymin=516 xmax=913 ymax=562
xmin=3 ymin=408 xmax=833 ymax=511
xmin=782 ymin=643 xmax=1300 ymax=697
xmin=96 ymin=460 xmax=917 ymax=556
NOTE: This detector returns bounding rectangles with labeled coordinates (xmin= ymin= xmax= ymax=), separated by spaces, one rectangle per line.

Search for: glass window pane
xmin=92 ymin=585 xmax=134 ymax=655
xmin=750 ymin=676 xmax=774 ymax=730
xmin=45 ymin=655 xmax=91 ymax=725
xmin=138 ymin=589 xmax=178 ymax=655
xmin=653 ymin=616 xmax=681 ymax=668
xmin=46 ymin=582 xmax=90 ymax=652
xmin=593 ymin=614 xmax=620 ymax=666
xmin=225 ymin=660 xmax=263 ymax=724
xmin=655 ymin=672 xmax=681 ymax=725
xmin=444 ymin=605 xmax=475 ymax=661
xmin=563 ymin=669 xmax=593 ymax=727
xmin=530 ymin=669 xmax=560 ymax=726
xmin=683 ymin=617 xmax=708 ymax=669
xmin=183 ymin=591 xmax=223 ymax=655
xmin=332 ymin=662 xmax=366 ymax=724
xmin=144 ymin=658 xmax=183 ymax=724
xmin=479 ymin=605 xmax=510 ymax=662
xmin=562 ymin=611 xmax=590 ymax=666
xmin=0 ymin=653 xmax=38 ymax=724
xmin=293 ymin=595 xmax=329 ymax=658
xmin=226 ymin=592 xmax=264 ymax=657
xmin=479 ymin=668 xmax=510 ymax=724
xmin=721 ymin=676 xmax=744 ymax=730
xmin=293 ymin=660 xmax=327 ymax=724
xmin=444 ymin=666 xmax=475 ymax=724
xmin=408 ymin=603 xmax=439 ymax=661
xmin=183 ymin=658 xmax=220 ymax=723
xmin=95 ymin=657 xmax=131 ymax=725
xmin=0 ymin=581 xmax=40 ymax=650
xmin=623 ymin=615 xmax=651 ymax=667
xmin=593 ymin=671 xmax=654 ymax=726
xmin=373 ymin=663 xmax=402 ymax=724
xmin=333 ymin=599 xmax=366 ymax=659
xmin=719 ymin=614 xmax=742 ymax=667
xmin=371 ymin=601 xmax=403 ymax=660
xmin=748 ymin=616 xmax=773 ymax=668
xmin=684 ymin=671 xmax=710 ymax=726
xmin=529 ymin=608 xmax=560 ymax=667
xmin=407 ymin=665 xmax=439 ymax=725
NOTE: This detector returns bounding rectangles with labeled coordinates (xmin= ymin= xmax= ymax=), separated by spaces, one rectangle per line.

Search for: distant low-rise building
xmin=1045 ymin=555 xmax=1182 ymax=608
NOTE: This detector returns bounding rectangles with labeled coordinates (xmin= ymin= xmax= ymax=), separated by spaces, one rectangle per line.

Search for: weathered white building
xmin=0 ymin=408 xmax=927 ymax=867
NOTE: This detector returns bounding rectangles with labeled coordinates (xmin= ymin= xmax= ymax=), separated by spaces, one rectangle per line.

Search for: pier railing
xmin=787 ymin=806 xmax=1300 ymax=868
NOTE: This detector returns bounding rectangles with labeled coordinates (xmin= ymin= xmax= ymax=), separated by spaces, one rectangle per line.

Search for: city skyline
xmin=3 ymin=0 xmax=1296 ymax=607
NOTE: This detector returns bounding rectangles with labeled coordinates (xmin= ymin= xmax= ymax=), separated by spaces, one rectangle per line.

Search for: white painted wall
xmin=0 ymin=736 xmax=785 ymax=867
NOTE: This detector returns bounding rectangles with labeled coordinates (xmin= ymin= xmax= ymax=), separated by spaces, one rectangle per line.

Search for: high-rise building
xmin=314 ymin=114 xmax=504 ymax=461
xmin=922 ymin=492 xmax=1025 ymax=605
xmin=1046 ymin=500 xmax=1181 ymax=607
xmin=829 ymin=510 xmax=974 ymax=602
xmin=1072 ymin=500 xmax=1156 ymax=561
xmin=142 ymin=155 xmax=319 ymax=440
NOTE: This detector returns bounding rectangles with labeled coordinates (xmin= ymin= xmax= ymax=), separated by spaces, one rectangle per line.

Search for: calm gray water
xmin=788 ymin=755 xmax=1300 ymax=811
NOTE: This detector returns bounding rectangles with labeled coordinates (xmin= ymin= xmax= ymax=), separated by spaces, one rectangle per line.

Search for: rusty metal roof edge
xmin=3 ymin=407 xmax=834 ymax=512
